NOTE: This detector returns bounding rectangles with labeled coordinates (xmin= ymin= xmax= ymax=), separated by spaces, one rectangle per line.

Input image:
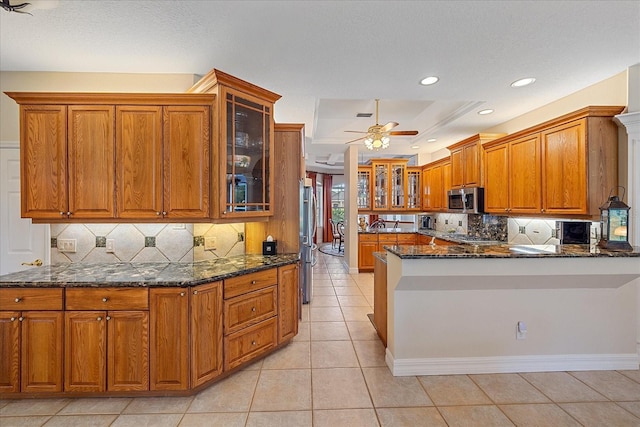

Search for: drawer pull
xmin=102 ymin=297 xmax=108 ymax=302
xmin=193 ymin=290 xmax=198 ymax=295
xmin=251 ymin=340 xmax=257 ymax=346
xmin=251 ymin=307 xmax=256 ymax=312
xmin=14 ymin=297 xmax=21 ymax=303
xmin=251 ymin=280 xmax=257 ymax=285
xmin=180 ymin=292 xmax=185 ymax=297
xmin=97 ymin=316 xmax=103 ymax=321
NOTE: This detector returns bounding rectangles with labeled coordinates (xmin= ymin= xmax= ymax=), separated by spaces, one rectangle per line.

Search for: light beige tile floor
xmin=2 ymin=251 xmax=640 ymax=426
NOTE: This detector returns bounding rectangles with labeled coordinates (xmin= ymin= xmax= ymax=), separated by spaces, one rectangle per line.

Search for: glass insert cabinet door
xmin=374 ymin=164 xmax=389 ymax=210
xmin=225 ymin=92 xmax=271 ymax=214
xmin=357 ymin=167 xmax=371 ymax=210
xmin=390 ymin=162 xmax=406 ymax=209
xmin=406 ymin=167 xmax=421 ymax=210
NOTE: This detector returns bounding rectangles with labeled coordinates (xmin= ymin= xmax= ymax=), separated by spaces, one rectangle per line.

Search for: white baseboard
xmin=386 ymin=348 xmax=639 ymax=376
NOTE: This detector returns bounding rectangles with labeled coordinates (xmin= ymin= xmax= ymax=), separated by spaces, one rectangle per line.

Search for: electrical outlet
xmin=237 ymin=232 xmax=245 ymax=242
xmin=106 ymin=239 xmax=115 ymax=253
xmin=58 ymin=239 xmax=77 ymax=253
xmin=445 ymin=220 xmax=449 ymax=225
xmin=519 ymin=225 xmax=526 ymax=234
xmin=516 ymin=321 xmax=527 ymax=340
xmin=204 ymin=236 xmax=217 ymax=250
xmin=458 ymin=221 xmax=462 ymax=226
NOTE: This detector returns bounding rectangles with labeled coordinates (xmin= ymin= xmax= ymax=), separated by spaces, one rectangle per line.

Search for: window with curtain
xmin=331 ymin=182 xmax=345 ymax=222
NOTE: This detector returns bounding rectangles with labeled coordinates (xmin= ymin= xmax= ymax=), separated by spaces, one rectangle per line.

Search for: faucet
xmin=392 ymin=220 xmax=399 ymax=230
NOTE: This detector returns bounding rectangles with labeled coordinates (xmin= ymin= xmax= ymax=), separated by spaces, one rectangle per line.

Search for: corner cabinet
xmin=421 ymin=158 xmax=450 ymax=212
xmin=5 ymin=93 xmax=215 ymax=223
xmin=187 ymin=69 xmax=282 ymax=219
xmin=482 ymin=106 xmax=624 ymax=217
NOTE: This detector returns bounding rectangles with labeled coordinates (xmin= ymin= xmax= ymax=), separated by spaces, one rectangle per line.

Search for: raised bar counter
xmin=380 ymin=243 xmax=640 ymax=376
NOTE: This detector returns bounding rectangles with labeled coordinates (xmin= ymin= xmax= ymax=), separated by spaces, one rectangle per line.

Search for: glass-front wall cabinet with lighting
xmin=357 ymin=167 xmax=372 ymax=210
xmin=368 ymin=159 xmax=410 ymax=212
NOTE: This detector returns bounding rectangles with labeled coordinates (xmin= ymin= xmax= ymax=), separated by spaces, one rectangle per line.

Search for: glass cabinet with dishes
xmin=371 ymin=159 xmax=409 ymax=211
xmin=406 ymin=167 xmax=421 ymax=210
xmin=186 ymin=69 xmax=282 ymax=219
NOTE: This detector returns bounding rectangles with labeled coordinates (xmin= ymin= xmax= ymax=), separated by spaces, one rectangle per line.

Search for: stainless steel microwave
xmin=447 ymin=187 xmax=484 ymax=213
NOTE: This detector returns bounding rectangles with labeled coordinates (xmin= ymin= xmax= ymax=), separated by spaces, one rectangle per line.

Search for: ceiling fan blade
xmin=380 ymin=121 xmax=399 ymax=133
xmin=344 ymin=135 xmax=367 ymax=144
xmin=388 ymin=130 xmax=419 ymax=136
xmin=344 ymin=130 xmax=368 ymax=134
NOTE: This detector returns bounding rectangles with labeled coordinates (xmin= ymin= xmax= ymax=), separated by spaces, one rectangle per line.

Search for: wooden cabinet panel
xmin=224 ymin=268 xmax=278 ymax=299
xmin=277 ymin=264 xmax=299 ymax=343
xmin=116 ymin=106 xmax=163 ymax=219
xmin=67 ymin=106 xmax=115 ymax=219
xmin=510 ymin=134 xmax=541 ymax=213
xmin=190 ymin=281 xmax=223 ymax=388
xmin=462 ymin=143 xmax=480 ymax=187
xmin=65 ymin=287 xmax=148 ymax=310
xmin=450 ymin=149 xmax=464 ymax=189
xmin=163 ymin=106 xmax=210 ymax=219
xmin=107 ymin=310 xmax=149 ymax=391
xmin=373 ymin=257 xmax=387 ymax=346
xmin=21 ymin=311 xmax=63 ymax=393
xmin=396 ymin=233 xmax=416 ymax=245
xmin=0 ymin=312 xmax=20 ymax=392
xmin=484 ymin=143 xmax=509 ymax=213
xmin=150 ymin=288 xmax=189 ymax=391
xmin=442 ymin=162 xmax=452 ymax=202
xmin=417 ymin=234 xmax=433 ymax=245
xmin=65 ymin=311 xmax=106 ymax=392
xmin=358 ymin=241 xmax=378 ymax=271
xmin=1 ymin=288 xmax=63 ymax=311
xmin=19 ymin=105 xmax=67 ymax=219
xmin=224 ymin=317 xmax=277 ymax=371
xmin=224 ymin=286 xmax=277 ymax=335
xmin=541 ymin=120 xmax=587 ymax=214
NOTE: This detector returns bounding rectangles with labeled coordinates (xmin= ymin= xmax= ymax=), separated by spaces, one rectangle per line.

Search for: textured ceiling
xmin=1 ymin=0 xmax=639 ymax=171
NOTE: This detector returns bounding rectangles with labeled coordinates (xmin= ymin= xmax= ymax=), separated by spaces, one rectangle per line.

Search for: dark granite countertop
xmin=373 ymin=251 xmax=387 ymax=263
xmin=385 ymin=244 xmax=640 ymax=259
xmin=417 ymin=229 xmax=503 ymax=245
xmin=0 ymin=254 xmax=299 ymax=288
xmin=358 ymin=228 xmax=418 ymax=234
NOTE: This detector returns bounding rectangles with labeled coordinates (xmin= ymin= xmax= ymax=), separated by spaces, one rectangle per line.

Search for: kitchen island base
xmin=384 ymin=250 xmax=640 ymax=376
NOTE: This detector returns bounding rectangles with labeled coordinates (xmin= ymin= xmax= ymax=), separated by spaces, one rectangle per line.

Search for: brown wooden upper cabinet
xmin=357 ymin=167 xmax=372 ymax=210
xmin=187 ymin=69 xmax=282 ymax=219
xmin=482 ymin=106 xmax=624 ymax=217
xmin=421 ymin=157 xmax=450 ymax=212
xmin=14 ymin=104 xmax=115 ymax=220
xmin=6 ymin=93 xmax=216 ymax=222
xmin=448 ymin=133 xmax=505 ymax=189
xmin=370 ymin=159 xmax=411 ymax=211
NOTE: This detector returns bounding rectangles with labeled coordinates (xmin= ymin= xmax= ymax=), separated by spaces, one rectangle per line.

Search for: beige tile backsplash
xmin=50 ymin=222 xmax=246 ymax=263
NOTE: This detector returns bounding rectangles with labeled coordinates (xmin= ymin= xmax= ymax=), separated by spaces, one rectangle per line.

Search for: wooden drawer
xmin=224 ymin=317 xmax=277 ymax=371
xmin=224 ymin=269 xmax=277 ymax=299
xmin=224 ymin=286 xmax=277 ymax=335
xmin=378 ymin=234 xmax=397 ymax=243
xmin=359 ymin=233 xmax=378 ymax=243
xmin=0 ymin=288 xmax=63 ymax=310
xmin=66 ymin=287 xmax=148 ymax=310
xmin=397 ymin=233 xmax=417 ymax=245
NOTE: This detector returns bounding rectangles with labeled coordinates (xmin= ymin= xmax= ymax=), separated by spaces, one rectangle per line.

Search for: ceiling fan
xmin=344 ymin=99 xmax=419 ymax=150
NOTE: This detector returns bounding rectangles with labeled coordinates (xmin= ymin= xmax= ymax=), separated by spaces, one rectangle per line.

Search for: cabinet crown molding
xmin=4 ymin=92 xmax=216 ymax=105
xmin=187 ymin=68 xmax=281 ymax=103
xmin=446 ymin=133 xmax=506 ymax=151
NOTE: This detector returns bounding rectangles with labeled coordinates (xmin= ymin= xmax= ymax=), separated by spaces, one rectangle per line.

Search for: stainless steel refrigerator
xmin=300 ymin=178 xmax=317 ymax=304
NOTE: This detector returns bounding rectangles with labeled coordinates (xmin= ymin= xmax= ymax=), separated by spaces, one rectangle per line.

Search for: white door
xmin=0 ymin=145 xmax=49 ymax=275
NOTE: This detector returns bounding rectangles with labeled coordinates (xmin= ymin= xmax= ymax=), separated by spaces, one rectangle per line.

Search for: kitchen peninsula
xmin=377 ymin=244 xmax=640 ymax=376
xmin=0 ymin=254 xmax=299 ymax=398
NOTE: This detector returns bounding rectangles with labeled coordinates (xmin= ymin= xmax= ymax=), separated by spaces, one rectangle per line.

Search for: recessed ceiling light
xmin=427 ymin=138 xmax=437 ymax=142
xmin=478 ymin=109 xmax=494 ymax=115
xmin=411 ymin=145 xmax=420 ymax=149
xmin=511 ymin=77 xmax=536 ymax=88
xmin=420 ymin=76 xmax=439 ymax=86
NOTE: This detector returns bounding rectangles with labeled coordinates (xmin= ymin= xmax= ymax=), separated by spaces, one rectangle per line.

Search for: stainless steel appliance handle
xmin=311 ymin=191 xmax=318 ymax=242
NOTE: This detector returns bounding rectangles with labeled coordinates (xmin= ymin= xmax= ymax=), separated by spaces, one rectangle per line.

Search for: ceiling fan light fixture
xmin=511 ymin=77 xmax=536 ymax=88
xmin=364 ymin=133 xmax=389 ymax=151
xmin=420 ymin=76 xmax=439 ymax=86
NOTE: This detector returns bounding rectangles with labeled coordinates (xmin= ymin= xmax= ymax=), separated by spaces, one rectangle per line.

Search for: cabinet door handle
xmin=193 ymin=290 xmax=198 ymax=295
xmin=251 ymin=280 xmax=257 ymax=285
xmin=14 ymin=297 xmax=21 ymax=303
xmin=10 ymin=317 xmax=16 ymax=321
xmin=251 ymin=340 xmax=257 ymax=346
xmin=18 ymin=317 xmax=24 ymax=322
xmin=97 ymin=316 xmax=103 ymax=321
xmin=251 ymin=307 xmax=256 ymax=312
xmin=102 ymin=297 xmax=108 ymax=302
xmin=156 ymin=212 xmax=161 ymax=216
xmin=67 ymin=212 xmax=72 ymax=216
xmin=106 ymin=316 xmax=111 ymax=321
xmin=162 ymin=211 xmax=167 ymax=216
xmin=180 ymin=292 xmax=185 ymax=297
xmin=60 ymin=212 xmax=66 ymax=216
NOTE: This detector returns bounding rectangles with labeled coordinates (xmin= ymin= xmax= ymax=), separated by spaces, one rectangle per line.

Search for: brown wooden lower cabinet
xmin=0 ymin=262 xmax=299 ymax=398
xmin=373 ymin=256 xmax=387 ymax=346
xmin=359 ymin=233 xmax=417 ymax=272
xmin=149 ymin=287 xmax=190 ymax=391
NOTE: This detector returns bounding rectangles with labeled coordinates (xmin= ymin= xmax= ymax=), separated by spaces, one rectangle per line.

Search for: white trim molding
xmin=386 ymin=349 xmax=639 ymax=376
